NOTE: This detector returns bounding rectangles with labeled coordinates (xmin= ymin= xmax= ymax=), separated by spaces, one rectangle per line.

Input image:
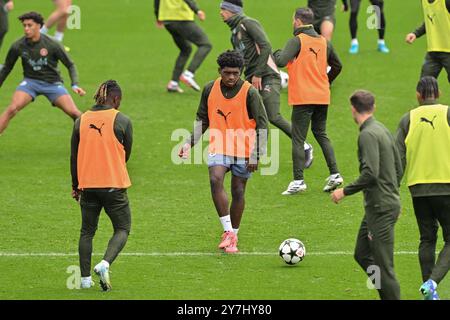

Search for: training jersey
xmin=0 ymin=34 xmax=78 ymax=87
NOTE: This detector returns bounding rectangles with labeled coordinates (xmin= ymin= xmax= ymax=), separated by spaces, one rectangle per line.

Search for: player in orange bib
xmin=274 ymin=7 xmax=343 ymax=195
xmin=71 ymin=80 xmax=133 ymax=291
xmin=180 ymin=50 xmax=268 ymax=254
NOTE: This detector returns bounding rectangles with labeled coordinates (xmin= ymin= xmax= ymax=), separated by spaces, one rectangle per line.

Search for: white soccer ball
xmin=280 ymin=70 xmax=289 ymax=89
xmin=279 ymin=238 xmax=306 ymax=265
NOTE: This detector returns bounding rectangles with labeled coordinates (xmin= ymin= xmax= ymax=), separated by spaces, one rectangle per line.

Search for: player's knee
xmin=420 ymin=233 xmax=437 ymax=244
xmin=202 ymin=42 xmax=213 ymax=53
xmin=80 ymin=227 xmax=97 ymax=238
xmin=5 ymin=105 xmax=20 ymax=118
xmin=181 ymin=45 xmax=193 ymax=57
xmin=209 ymin=175 xmax=224 ymax=191
xmin=231 ymin=186 xmax=245 ymax=201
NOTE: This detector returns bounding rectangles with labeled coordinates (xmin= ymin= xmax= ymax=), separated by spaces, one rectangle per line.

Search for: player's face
xmin=22 ymin=20 xmax=41 ymax=39
xmin=220 ymin=9 xmax=234 ymax=22
xmin=219 ymin=67 xmax=241 ymax=88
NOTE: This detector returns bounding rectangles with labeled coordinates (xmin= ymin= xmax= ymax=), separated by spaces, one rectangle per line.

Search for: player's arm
xmin=244 ymin=19 xmax=273 ymax=89
xmin=70 ymin=117 xmax=81 ymax=200
xmin=343 ymin=131 xmax=380 ymax=196
xmin=55 ymin=43 xmax=85 ymax=95
xmin=394 ymin=113 xmax=410 ymax=181
xmin=183 ymin=0 xmax=200 ymax=14
xmin=154 ymin=0 xmax=160 ymax=19
xmin=327 ymin=41 xmax=342 ymax=83
xmin=115 ymin=113 xmax=133 ymax=162
xmin=342 ymin=0 xmax=349 ymax=12
xmin=183 ymin=0 xmax=205 ymax=20
xmin=180 ymin=83 xmax=212 ymax=158
xmin=273 ymin=37 xmax=301 ymax=68
xmin=0 ymin=42 xmax=19 ymax=88
xmin=247 ymin=87 xmax=269 ymax=166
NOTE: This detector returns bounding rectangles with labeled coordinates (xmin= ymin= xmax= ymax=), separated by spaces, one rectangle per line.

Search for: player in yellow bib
xmin=406 ymin=0 xmax=450 ymax=82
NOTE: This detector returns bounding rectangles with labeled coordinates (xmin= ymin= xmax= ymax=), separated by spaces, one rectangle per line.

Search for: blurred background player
xmin=0 ymin=0 xmax=14 ymax=70
xmin=71 ymin=80 xmax=133 ymax=291
xmin=274 ymin=7 xmax=343 ymax=195
xmin=220 ymin=0 xmax=314 ymax=167
xmin=154 ymin=0 xmax=212 ymax=93
xmin=405 ymin=0 xmax=450 ymax=83
xmin=0 ymin=12 xmax=85 ymax=136
xmin=332 ymin=90 xmax=402 ymax=300
xmin=179 ymin=50 xmax=268 ymax=254
xmin=342 ymin=0 xmax=390 ymax=54
xmin=395 ymin=77 xmax=450 ymax=300
xmin=40 ymin=0 xmax=72 ymax=51
xmin=307 ymin=0 xmax=337 ymax=41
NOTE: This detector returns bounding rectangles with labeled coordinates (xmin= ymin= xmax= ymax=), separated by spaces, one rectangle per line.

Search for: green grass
xmin=0 ymin=0 xmax=449 ymax=300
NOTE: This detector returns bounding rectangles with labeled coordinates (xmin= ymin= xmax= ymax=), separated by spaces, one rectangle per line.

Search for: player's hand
xmin=4 ymin=1 xmax=14 ymax=12
xmin=246 ymin=159 xmax=258 ymax=172
xmin=178 ymin=143 xmax=191 ymax=159
xmin=405 ymin=33 xmax=416 ymax=44
xmin=72 ymin=86 xmax=86 ymax=96
xmin=331 ymin=188 xmax=345 ymax=204
xmin=197 ymin=10 xmax=206 ymax=21
xmin=155 ymin=20 xmax=164 ymax=29
xmin=252 ymin=76 xmax=262 ymax=91
xmin=71 ymin=188 xmax=81 ymax=202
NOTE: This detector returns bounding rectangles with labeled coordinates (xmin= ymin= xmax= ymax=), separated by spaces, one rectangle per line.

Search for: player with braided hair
xmin=71 ymin=79 xmax=133 ymax=291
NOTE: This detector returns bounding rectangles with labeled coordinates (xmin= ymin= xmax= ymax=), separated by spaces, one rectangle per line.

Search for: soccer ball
xmin=279 ymin=238 xmax=306 ymax=265
xmin=280 ymin=70 xmax=289 ymax=89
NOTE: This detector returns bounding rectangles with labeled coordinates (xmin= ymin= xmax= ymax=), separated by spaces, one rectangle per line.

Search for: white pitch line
xmin=0 ymin=251 xmax=419 ymax=257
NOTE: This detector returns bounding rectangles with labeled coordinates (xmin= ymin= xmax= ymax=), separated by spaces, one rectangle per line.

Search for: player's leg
xmin=310 ymin=106 xmax=342 ymax=192
xmin=78 ymin=190 xmax=102 ymax=288
xmin=320 ymin=19 xmax=335 ymax=42
xmin=261 ymin=75 xmax=291 ymax=138
xmin=52 ymin=93 xmax=82 ymax=120
xmin=208 ymin=156 xmax=236 ymax=249
xmin=227 ymin=172 xmax=249 ymax=253
xmin=178 ymin=21 xmax=212 ymax=91
xmin=370 ymin=0 xmax=389 ymax=53
xmin=282 ymin=106 xmax=312 ymax=195
xmin=366 ymin=209 xmax=401 ymax=300
xmin=164 ymin=22 xmax=192 ymax=93
xmin=0 ymin=90 xmax=34 ymax=135
xmin=0 ymin=3 xmax=9 ymax=56
xmin=439 ymin=52 xmax=450 ymax=83
xmin=349 ymin=0 xmax=361 ymax=54
xmin=412 ymin=197 xmax=438 ymax=282
xmin=42 ymin=0 xmax=71 ymax=32
xmin=94 ymin=189 xmax=131 ymax=291
xmin=420 ymin=52 xmax=443 ymax=81
xmin=428 ymin=196 xmax=450 ymax=285
xmin=354 ymin=215 xmax=375 ymax=278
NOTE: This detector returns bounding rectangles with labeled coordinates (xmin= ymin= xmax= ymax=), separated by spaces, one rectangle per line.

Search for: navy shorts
xmin=207 ymin=153 xmax=252 ymax=179
xmin=16 ymin=78 xmax=69 ymax=105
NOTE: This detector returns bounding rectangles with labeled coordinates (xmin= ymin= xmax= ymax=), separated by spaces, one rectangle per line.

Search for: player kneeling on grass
xmin=71 ymin=80 xmax=133 ymax=291
xmin=179 ymin=50 xmax=268 ymax=254
xmin=0 ymin=12 xmax=85 ymax=136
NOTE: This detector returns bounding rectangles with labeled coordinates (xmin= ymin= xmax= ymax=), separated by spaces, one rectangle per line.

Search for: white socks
xmin=54 ymin=31 xmax=64 ymax=42
xmin=219 ymin=215 xmax=233 ymax=232
xmin=378 ymin=39 xmax=385 ymax=45
xmin=169 ymin=80 xmax=178 ymax=87
xmin=351 ymin=38 xmax=358 ymax=45
xmin=183 ymin=70 xmax=194 ymax=78
xmin=101 ymin=260 xmax=110 ymax=268
xmin=233 ymin=228 xmax=239 ymax=235
xmin=40 ymin=26 xmax=49 ymax=34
